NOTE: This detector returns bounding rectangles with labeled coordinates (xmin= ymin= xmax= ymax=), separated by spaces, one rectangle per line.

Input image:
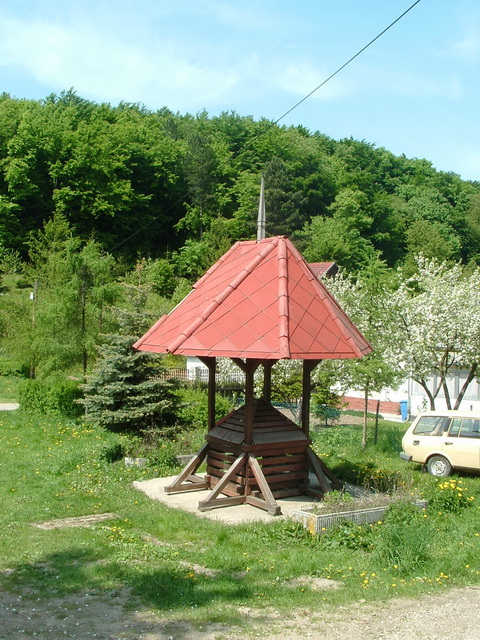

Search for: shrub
xmin=18 ymin=378 xmax=83 ymax=417
xmin=423 ymin=478 xmax=476 ymax=514
xmin=321 ymin=520 xmax=376 ymax=551
xmin=0 ymin=356 xmax=25 ymax=377
xmin=81 ymin=333 xmax=179 ymax=435
xmin=312 ymin=403 xmax=341 ymax=427
xmin=333 ymin=459 xmax=404 ymax=494
xmin=176 ymin=387 xmax=233 ymax=430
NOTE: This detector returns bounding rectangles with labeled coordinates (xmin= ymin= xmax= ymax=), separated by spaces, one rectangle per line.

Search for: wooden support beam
xmin=197 ymin=452 xmax=247 ymax=511
xmin=198 ymin=356 xmax=216 ymax=431
xmin=306 ymin=446 xmax=332 ymax=494
xmin=198 ymin=496 xmax=245 ymax=511
xmin=301 ymin=360 xmax=321 ymax=437
xmin=244 ymin=367 xmax=254 ymax=445
xmin=262 ymin=361 xmax=275 ymax=403
xmin=165 ymin=443 xmax=209 ymax=494
xmin=310 ymin=449 xmax=344 ymax=490
xmin=247 ymin=453 xmax=281 ymax=515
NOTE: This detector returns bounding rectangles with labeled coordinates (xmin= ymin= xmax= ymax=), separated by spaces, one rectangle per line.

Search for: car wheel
xmin=426 ymin=455 xmax=452 ymax=477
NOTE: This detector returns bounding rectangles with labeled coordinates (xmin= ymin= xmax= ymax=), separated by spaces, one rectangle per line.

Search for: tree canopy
xmin=0 ymin=91 xmax=478 ymax=273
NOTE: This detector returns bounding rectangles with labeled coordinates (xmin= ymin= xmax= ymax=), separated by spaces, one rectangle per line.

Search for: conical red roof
xmin=134 ymin=236 xmax=371 ymax=360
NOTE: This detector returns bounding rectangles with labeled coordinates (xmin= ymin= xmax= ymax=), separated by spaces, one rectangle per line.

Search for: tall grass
xmin=1 ymin=410 xmax=480 ymax=627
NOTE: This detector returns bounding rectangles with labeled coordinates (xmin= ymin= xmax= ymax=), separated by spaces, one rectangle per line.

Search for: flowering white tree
xmin=390 ymin=257 xmax=480 ymax=410
xmin=324 ymin=260 xmax=404 ymax=446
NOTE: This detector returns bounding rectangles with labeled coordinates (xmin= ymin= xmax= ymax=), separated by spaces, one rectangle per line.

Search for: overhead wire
xmin=109 ymin=0 xmax=423 ymax=252
xmin=273 ymin=0 xmax=422 ymax=127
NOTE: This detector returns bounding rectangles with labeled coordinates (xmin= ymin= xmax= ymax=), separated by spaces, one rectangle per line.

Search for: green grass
xmin=1 ymin=411 xmax=480 ymax=630
xmin=0 ymin=375 xmax=21 ymax=402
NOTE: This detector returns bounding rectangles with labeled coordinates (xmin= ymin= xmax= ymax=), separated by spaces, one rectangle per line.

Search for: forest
xmin=1 ymin=89 xmax=480 ymax=401
xmin=1 ymin=89 xmax=480 ymax=274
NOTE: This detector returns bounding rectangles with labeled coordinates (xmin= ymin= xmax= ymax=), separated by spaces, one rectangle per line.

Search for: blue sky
xmin=1 ymin=0 xmax=479 ymax=181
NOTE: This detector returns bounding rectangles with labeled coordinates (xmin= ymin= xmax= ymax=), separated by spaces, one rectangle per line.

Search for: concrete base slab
xmin=133 ymin=475 xmax=323 ymax=525
xmin=0 ymin=403 xmax=19 ymax=411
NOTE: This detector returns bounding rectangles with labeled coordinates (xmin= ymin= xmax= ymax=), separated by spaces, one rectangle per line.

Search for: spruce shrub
xmin=81 ymin=333 xmax=179 ymax=436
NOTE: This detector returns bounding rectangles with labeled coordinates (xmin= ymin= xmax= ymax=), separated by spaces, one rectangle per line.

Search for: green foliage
xmin=423 ymin=478 xmax=476 ymax=514
xmin=321 ymin=520 xmax=377 ymax=551
xmin=333 ymin=460 xmax=404 ymax=494
xmin=322 ymin=489 xmax=354 ymax=506
xmin=18 ymin=378 xmax=83 ymax=417
xmin=81 ymin=332 xmax=179 ymax=435
xmin=176 ymin=386 xmax=233 ymax=429
xmin=2 ymin=408 xmax=480 ymax=627
xmin=0 ymin=355 xmax=24 ymax=377
xmin=0 ymin=92 xmax=478 ymax=271
xmin=372 ymin=501 xmax=431 ymax=572
xmin=312 ymin=404 xmax=341 ymax=426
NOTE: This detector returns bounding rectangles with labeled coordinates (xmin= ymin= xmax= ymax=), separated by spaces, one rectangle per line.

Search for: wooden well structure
xmin=134 ymin=236 xmax=371 ymax=515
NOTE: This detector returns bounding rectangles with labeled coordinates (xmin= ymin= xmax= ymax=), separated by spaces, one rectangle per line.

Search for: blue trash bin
xmin=400 ymin=400 xmax=408 ymax=421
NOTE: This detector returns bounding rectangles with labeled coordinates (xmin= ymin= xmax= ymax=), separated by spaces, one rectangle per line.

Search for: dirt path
xmin=0 ymin=585 xmax=479 ymax=639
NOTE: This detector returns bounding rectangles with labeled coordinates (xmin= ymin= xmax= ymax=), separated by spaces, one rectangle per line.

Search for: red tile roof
xmin=134 ymin=236 xmax=371 ymax=360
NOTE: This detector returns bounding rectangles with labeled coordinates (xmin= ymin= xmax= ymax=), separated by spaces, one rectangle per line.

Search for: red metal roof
xmin=134 ymin=236 xmax=371 ymax=360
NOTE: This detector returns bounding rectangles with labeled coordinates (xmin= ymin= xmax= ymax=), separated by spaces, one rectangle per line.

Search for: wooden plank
xmin=208 ymin=479 xmax=245 ymax=496
xmin=247 ymin=453 xmax=279 ymax=513
xmin=207 ymin=451 xmax=237 ymax=464
xmin=258 ymin=453 xmax=306 ymax=466
xmin=198 ymin=495 xmax=246 ymax=511
xmin=198 ymin=452 xmax=247 ymax=509
xmin=207 ymin=467 xmax=246 ymax=486
xmin=245 ymin=494 xmax=281 ymax=516
xmin=253 ymin=432 xmax=308 ymax=444
xmin=165 ymin=481 xmax=209 ymax=493
xmin=207 ymin=427 xmax=244 ymax=443
xmin=310 ymin=449 xmax=344 ymax=490
xmin=198 ymin=356 xmax=216 ymax=431
xmin=256 ymin=471 xmax=308 ymax=484
xmin=271 ymin=487 xmax=304 ymax=499
xmin=306 ymin=447 xmax=332 ymax=494
xmin=258 ymin=462 xmax=306 ymax=475
xmin=165 ymin=443 xmax=209 ymax=494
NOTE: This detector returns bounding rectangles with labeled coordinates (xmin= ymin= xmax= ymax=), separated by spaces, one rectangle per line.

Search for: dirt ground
xmin=0 ymin=585 xmax=479 ymax=640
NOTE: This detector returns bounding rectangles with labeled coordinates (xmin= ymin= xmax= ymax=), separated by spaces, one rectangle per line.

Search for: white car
xmin=400 ymin=411 xmax=480 ymax=477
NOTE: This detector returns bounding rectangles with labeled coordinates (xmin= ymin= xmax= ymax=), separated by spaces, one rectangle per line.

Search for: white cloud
xmin=451 ymin=27 xmax=480 ymax=62
xmin=269 ymin=61 xmax=348 ymax=101
xmin=0 ymin=12 xmax=239 ymax=109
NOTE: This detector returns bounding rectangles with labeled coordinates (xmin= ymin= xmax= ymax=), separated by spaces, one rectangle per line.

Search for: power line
xmin=110 ymin=0 xmax=423 ymax=252
xmin=273 ymin=0 xmax=422 ymax=126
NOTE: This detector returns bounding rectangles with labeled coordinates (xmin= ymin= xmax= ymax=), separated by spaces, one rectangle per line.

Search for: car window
xmin=449 ymin=418 xmax=461 ymax=437
xmin=413 ymin=416 xmax=449 ymax=435
xmin=459 ymin=418 xmax=480 ymax=438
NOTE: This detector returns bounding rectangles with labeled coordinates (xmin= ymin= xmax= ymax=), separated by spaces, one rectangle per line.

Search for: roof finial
xmin=256 ymin=174 xmax=266 ymax=241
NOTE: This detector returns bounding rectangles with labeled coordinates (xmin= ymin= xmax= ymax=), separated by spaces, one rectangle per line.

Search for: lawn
xmin=1 ymin=409 xmax=480 ymax=633
xmin=0 ymin=375 xmax=21 ymax=403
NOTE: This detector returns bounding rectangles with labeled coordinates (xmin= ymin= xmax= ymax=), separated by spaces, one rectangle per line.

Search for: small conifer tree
xmin=81 ymin=287 xmax=178 ymax=436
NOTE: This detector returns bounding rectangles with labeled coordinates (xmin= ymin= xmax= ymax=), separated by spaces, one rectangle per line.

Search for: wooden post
xmin=244 ymin=363 xmax=255 ymax=445
xmin=301 ymin=360 xmax=320 ymax=438
xmin=231 ymin=358 xmax=261 ymax=446
xmin=263 ymin=361 xmax=275 ymax=403
xmin=199 ymin=357 xmax=216 ymax=431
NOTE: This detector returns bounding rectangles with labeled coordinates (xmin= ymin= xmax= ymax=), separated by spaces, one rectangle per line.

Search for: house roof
xmin=308 ymin=262 xmax=338 ymax=279
xmin=134 ymin=236 xmax=371 ymax=360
